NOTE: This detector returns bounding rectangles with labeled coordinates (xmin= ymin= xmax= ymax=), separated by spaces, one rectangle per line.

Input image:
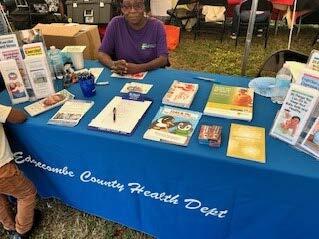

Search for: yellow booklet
xmin=227 ymin=123 xmax=266 ymax=163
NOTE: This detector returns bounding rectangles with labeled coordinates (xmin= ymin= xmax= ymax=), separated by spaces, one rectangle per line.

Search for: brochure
xmin=111 ymin=71 xmax=147 ymax=80
xmin=307 ymin=49 xmax=319 ymax=72
xmin=203 ymin=84 xmax=254 ymax=121
xmin=120 ymin=82 xmax=153 ymax=94
xmin=48 ymin=99 xmax=94 ymax=127
xmin=22 ymin=42 xmax=46 ymax=57
xmin=0 ymin=34 xmax=19 ymax=49
xmin=0 ymin=47 xmax=36 ymax=100
xmin=297 ymin=68 xmax=319 ymax=90
xmin=143 ymin=106 xmax=202 ymax=146
xmin=300 ymin=117 xmax=319 ymax=157
xmin=24 ymin=89 xmax=74 ymax=117
xmin=270 ymin=84 xmax=319 ymax=145
xmin=24 ymin=56 xmax=55 ymax=99
xmin=227 ymin=123 xmax=266 ymax=163
xmin=162 ymin=80 xmax=199 ymax=108
xmin=0 ymin=59 xmax=29 ymax=104
xmin=89 ymin=93 xmax=152 ymax=135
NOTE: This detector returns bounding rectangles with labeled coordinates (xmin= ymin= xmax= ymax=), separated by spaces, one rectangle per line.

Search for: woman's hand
xmin=111 ymin=60 xmax=128 ymax=75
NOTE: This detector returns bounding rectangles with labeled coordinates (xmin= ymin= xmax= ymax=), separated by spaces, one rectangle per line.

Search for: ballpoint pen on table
xmin=193 ymin=76 xmax=220 ymax=83
xmin=96 ymin=81 xmax=109 ymax=85
xmin=113 ymin=107 xmax=116 ymax=122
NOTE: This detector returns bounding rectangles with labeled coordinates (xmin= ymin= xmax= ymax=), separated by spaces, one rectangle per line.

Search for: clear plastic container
xmin=49 ymin=46 xmax=64 ymax=80
xmin=271 ymin=64 xmax=292 ymax=104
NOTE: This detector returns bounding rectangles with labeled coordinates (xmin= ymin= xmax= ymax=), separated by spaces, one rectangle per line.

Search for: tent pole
xmin=241 ymin=0 xmax=259 ymax=75
xmin=288 ymin=0 xmax=298 ymax=49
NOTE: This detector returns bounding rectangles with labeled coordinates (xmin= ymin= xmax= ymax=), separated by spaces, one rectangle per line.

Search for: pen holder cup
xmin=79 ymin=76 xmax=96 ymax=97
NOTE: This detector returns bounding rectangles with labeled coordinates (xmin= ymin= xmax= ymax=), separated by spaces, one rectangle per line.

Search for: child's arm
xmin=6 ymin=108 xmax=27 ymax=124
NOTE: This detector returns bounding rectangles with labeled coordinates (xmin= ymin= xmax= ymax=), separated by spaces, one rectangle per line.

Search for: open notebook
xmin=88 ymin=95 xmax=152 ymax=135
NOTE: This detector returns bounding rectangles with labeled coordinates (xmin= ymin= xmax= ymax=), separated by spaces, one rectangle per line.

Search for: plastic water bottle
xmin=271 ymin=64 xmax=292 ymax=104
xmin=49 ymin=46 xmax=64 ymax=80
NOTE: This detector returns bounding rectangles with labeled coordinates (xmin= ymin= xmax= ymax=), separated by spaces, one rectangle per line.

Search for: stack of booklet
xmin=162 ymin=80 xmax=199 ymax=108
xmin=198 ymin=125 xmax=222 ymax=147
xmin=227 ymin=123 xmax=266 ymax=163
xmin=143 ymin=106 xmax=202 ymax=146
xmin=203 ymin=84 xmax=254 ymax=121
xmin=48 ymin=99 xmax=94 ymax=127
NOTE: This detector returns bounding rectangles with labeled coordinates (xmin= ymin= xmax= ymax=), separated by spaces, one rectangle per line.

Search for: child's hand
xmin=6 ymin=109 xmax=27 ymax=124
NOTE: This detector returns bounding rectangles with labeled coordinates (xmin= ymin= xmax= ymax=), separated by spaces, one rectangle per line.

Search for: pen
xmin=96 ymin=81 xmax=109 ymax=85
xmin=193 ymin=76 xmax=220 ymax=83
xmin=113 ymin=107 xmax=116 ymax=122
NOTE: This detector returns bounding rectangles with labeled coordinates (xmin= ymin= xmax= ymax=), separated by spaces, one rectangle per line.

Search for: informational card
xmin=24 ymin=56 xmax=55 ymax=99
xmin=120 ymin=82 xmax=153 ymax=94
xmin=111 ymin=72 xmax=147 ymax=80
xmin=48 ymin=99 xmax=94 ymax=127
xmin=0 ymin=59 xmax=29 ymax=104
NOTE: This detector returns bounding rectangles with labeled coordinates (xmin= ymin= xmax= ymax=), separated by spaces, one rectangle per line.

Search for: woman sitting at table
xmin=98 ymin=0 xmax=169 ymax=75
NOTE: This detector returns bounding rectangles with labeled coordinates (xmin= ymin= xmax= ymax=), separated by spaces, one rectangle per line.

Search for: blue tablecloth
xmin=1 ymin=61 xmax=319 ymax=239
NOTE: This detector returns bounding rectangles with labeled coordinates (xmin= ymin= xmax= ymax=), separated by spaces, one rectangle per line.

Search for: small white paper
xmin=100 ymin=2 xmax=104 ymax=7
xmin=73 ymin=3 xmax=77 ymax=7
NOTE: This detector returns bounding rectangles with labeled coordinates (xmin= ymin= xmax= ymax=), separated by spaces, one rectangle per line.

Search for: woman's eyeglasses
xmin=121 ymin=2 xmax=144 ymax=11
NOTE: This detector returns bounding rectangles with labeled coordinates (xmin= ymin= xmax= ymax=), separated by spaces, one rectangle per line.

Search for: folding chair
xmin=194 ymin=0 xmax=228 ymax=42
xmin=234 ymin=0 xmax=273 ymax=48
xmin=256 ymin=49 xmax=308 ymax=77
xmin=166 ymin=0 xmax=199 ymax=29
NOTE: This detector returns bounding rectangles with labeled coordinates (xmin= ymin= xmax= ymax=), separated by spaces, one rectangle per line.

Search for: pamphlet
xmin=48 ymin=99 xmax=94 ymax=127
xmin=203 ymin=84 xmax=254 ymax=121
xmin=0 ymin=34 xmax=19 ymax=49
xmin=297 ymin=68 xmax=319 ymax=90
xmin=24 ymin=56 xmax=55 ymax=99
xmin=270 ymin=84 xmax=319 ymax=145
xmin=24 ymin=89 xmax=74 ymax=117
xmin=307 ymin=50 xmax=319 ymax=72
xmin=120 ymin=82 xmax=153 ymax=94
xmin=162 ymin=80 xmax=199 ymax=108
xmin=111 ymin=72 xmax=147 ymax=80
xmin=300 ymin=116 xmax=319 ymax=157
xmin=0 ymin=59 xmax=29 ymax=104
xmin=143 ymin=106 xmax=202 ymax=146
xmin=22 ymin=42 xmax=46 ymax=57
xmin=89 ymin=94 xmax=152 ymax=135
xmin=227 ymin=123 xmax=266 ymax=163
xmin=0 ymin=47 xmax=36 ymax=100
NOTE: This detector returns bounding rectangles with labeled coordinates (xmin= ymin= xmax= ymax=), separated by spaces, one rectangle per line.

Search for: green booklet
xmin=203 ymin=84 xmax=254 ymax=121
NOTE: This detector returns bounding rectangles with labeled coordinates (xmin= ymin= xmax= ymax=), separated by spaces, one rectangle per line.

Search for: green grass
xmin=0 ymin=25 xmax=318 ymax=239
